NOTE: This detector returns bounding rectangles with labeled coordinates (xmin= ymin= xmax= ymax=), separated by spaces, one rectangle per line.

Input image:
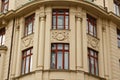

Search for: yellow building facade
xmin=0 ymin=0 xmax=120 ymax=80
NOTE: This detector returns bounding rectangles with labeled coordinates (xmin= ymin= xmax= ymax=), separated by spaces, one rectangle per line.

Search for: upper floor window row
xmin=87 ymin=14 xmax=97 ymax=37
xmin=117 ymin=29 xmax=120 ymax=47
xmin=114 ymin=0 xmax=120 ymax=16
xmin=1 ymin=0 xmax=9 ymax=13
xmin=52 ymin=9 xmax=69 ymax=30
xmin=0 ymin=28 xmax=5 ymax=46
xmin=24 ymin=14 xmax=35 ymax=36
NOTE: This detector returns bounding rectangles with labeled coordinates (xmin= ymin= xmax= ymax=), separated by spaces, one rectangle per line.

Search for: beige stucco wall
xmin=0 ymin=0 xmax=120 ymax=80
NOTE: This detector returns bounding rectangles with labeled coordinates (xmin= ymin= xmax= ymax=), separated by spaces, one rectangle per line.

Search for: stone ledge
xmin=0 ymin=45 xmax=7 ymax=50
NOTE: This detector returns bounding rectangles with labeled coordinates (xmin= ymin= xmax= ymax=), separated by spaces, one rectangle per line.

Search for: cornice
xmin=0 ymin=0 xmax=119 ymax=26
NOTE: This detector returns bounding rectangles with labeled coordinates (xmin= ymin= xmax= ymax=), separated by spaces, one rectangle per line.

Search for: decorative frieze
xmin=87 ymin=34 xmax=99 ymax=51
xmin=21 ymin=34 xmax=33 ymax=50
xmin=51 ymin=30 xmax=70 ymax=42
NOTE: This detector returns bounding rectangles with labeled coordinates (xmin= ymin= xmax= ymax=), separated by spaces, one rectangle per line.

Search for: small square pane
xmin=57 ymin=44 xmax=63 ymax=50
xmin=65 ymin=44 xmax=69 ymax=50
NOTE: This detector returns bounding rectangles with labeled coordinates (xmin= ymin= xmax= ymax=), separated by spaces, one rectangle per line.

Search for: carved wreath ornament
xmin=51 ymin=31 xmax=69 ymax=41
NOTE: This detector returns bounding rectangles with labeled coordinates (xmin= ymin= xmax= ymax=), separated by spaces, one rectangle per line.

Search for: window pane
xmin=90 ymin=57 xmax=94 ymax=74
xmin=2 ymin=35 xmax=5 ymax=45
xmin=0 ymin=36 xmax=2 ymax=45
xmin=58 ymin=10 xmax=64 ymax=14
xmin=22 ymin=58 xmax=25 ymax=74
xmin=57 ymin=44 xmax=63 ymax=50
xmin=58 ymin=16 xmax=64 ymax=29
xmin=65 ymin=16 xmax=69 ymax=29
xmin=51 ymin=52 xmax=56 ymax=69
xmin=95 ymin=59 xmax=98 ymax=75
xmin=30 ymin=56 xmax=32 ymax=72
xmin=28 ymin=22 xmax=33 ymax=35
xmin=64 ymin=52 xmax=68 ymax=69
xmin=52 ymin=44 xmax=56 ymax=50
xmin=64 ymin=44 xmax=69 ymax=50
xmin=57 ymin=51 xmax=63 ymax=69
xmin=118 ymin=40 xmax=120 ymax=47
xmin=52 ymin=16 xmax=56 ymax=29
xmin=25 ymin=57 xmax=29 ymax=73
xmin=27 ymin=50 xmax=30 ymax=55
xmin=89 ymin=22 xmax=94 ymax=35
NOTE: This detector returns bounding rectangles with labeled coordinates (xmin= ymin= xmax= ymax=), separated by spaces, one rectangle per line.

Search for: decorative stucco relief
xmin=87 ymin=34 xmax=99 ymax=51
xmin=51 ymin=30 xmax=70 ymax=42
xmin=22 ymin=34 xmax=33 ymax=50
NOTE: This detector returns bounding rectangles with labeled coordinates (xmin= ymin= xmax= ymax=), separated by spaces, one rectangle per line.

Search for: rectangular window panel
xmin=0 ymin=28 xmax=5 ymax=46
xmin=21 ymin=47 xmax=33 ymax=75
xmin=88 ymin=48 xmax=98 ymax=76
xmin=57 ymin=51 xmax=63 ymax=69
xmin=64 ymin=52 xmax=68 ymax=69
xmin=117 ymin=29 xmax=120 ymax=47
xmin=114 ymin=0 xmax=120 ymax=16
xmin=87 ymin=14 xmax=97 ymax=37
xmin=1 ymin=0 xmax=9 ymax=13
xmin=24 ymin=14 xmax=35 ymax=36
xmin=51 ymin=43 xmax=69 ymax=69
xmin=51 ymin=52 xmax=56 ymax=69
xmin=52 ymin=9 xmax=69 ymax=30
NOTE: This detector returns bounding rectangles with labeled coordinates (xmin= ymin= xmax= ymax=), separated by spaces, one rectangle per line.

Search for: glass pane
xmin=22 ymin=58 xmax=25 ymax=74
xmin=2 ymin=35 xmax=5 ymax=45
xmin=90 ymin=50 xmax=94 ymax=56
xmin=86 ymin=19 xmax=89 ymax=33
xmin=0 ymin=36 xmax=2 ymax=45
xmin=118 ymin=40 xmax=120 ymax=47
xmin=65 ymin=16 xmax=69 ymax=25
xmin=28 ymin=22 xmax=33 ymax=35
xmin=64 ymin=52 xmax=68 ymax=69
xmin=27 ymin=50 xmax=30 ymax=55
xmin=25 ymin=26 xmax=28 ymax=36
xmin=51 ymin=44 xmax=56 ymax=50
xmin=57 ymin=16 xmax=64 ymax=29
xmin=51 ymin=52 xmax=56 ymax=69
xmin=4 ymin=0 xmax=8 ymax=3
xmin=57 ymin=44 xmax=63 ymax=50
xmin=30 ymin=56 xmax=32 ymax=72
xmin=25 ymin=57 xmax=29 ymax=73
xmin=89 ymin=22 xmax=94 ymax=35
xmin=58 ymin=10 xmax=64 ymax=14
xmin=52 ymin=16 xmax=56 ymax=27
xmin=95 ymin=59 xmax=98 ymax=75
xmin=65 ymin=44 xmax=69 ymax=50
xmin=94 ymin=26 xmax=97 ymax=36
xmin=90 ymin=57 xmax=94 ymax=74
xmin=57 ymin=51 xmax=63 ymax=69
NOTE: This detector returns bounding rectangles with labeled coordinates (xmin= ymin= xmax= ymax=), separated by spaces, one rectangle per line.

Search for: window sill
xmin=87 ymin=33 xmax=99 ymax=40
xmin=21 ymin=33 xmax=34 ymax=39
xmin=50 ymin=29 xmax=71 ymax=31
xmin=84 ymin=72 xmax=106 ymax=80
xmin=14 ymin=71 xmax=35 ymax=79
xmin=0 ymin=45 xmax=7 ymax=50
xmin=44 ymin=69 xmax=77 ymax=73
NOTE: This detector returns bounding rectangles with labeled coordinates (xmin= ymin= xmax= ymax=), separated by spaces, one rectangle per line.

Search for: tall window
xmin=52 ymin=9 xmax=69 ymax=30
xmin=1 ymin=0 xmax=9 ymax=13
xmin=24 ymin=14 xmax=35 ymax=36
xmin=88 ymin=48 xmax=99 ymax=76
xmin=51 ymin=43 xmax=69 ymax=69
xmin=114 ymin=0 xmax=120 ymax=16
xmin=117 ymin=29 xmax=120 ymax=47
xmin=87 ymin=14 xmax=97 ymax=37
xmin=21 ymin=47 xmax=33 ymax=75
xmin=0 ymin=28 xmax=5 ymax=45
